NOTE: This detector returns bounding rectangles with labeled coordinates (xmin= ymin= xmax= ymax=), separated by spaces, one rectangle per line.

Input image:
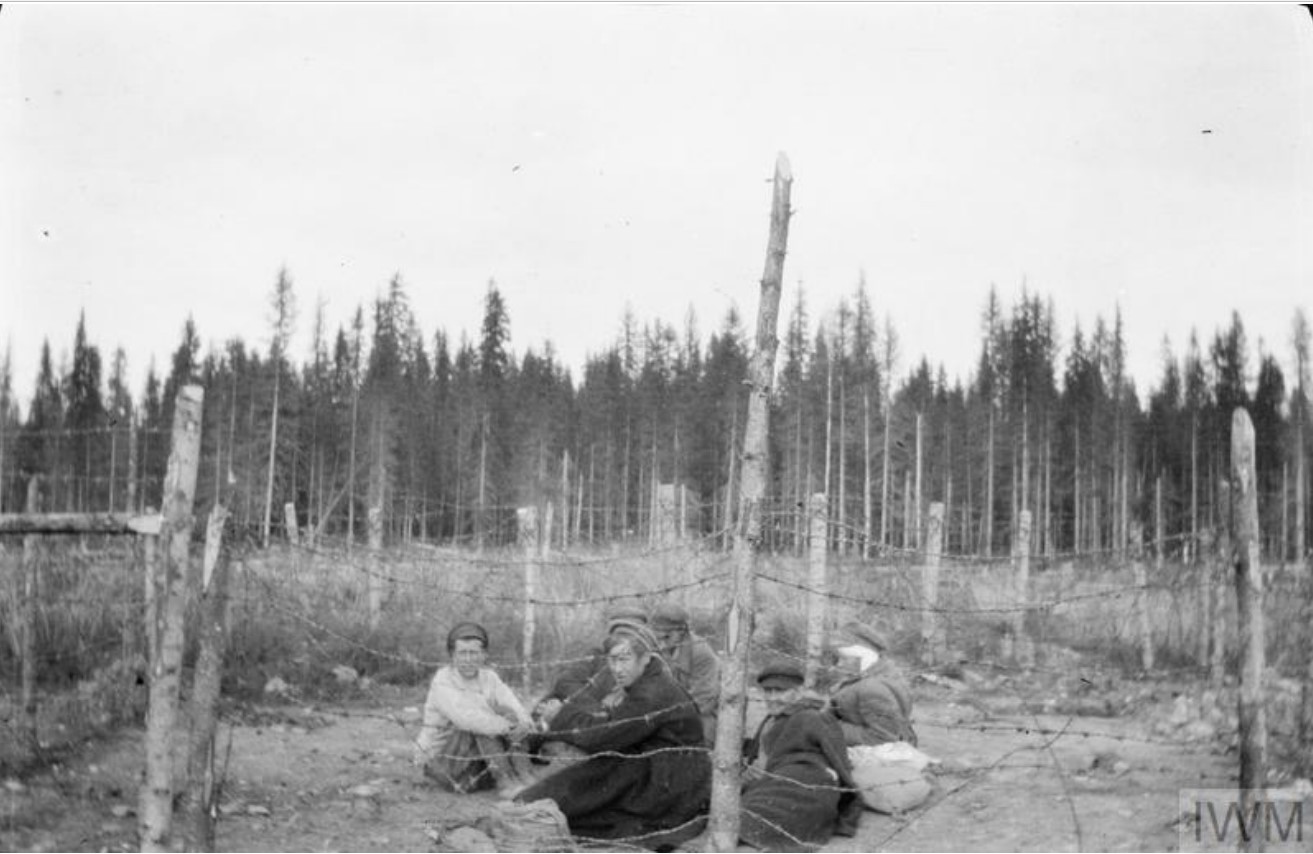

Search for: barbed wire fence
xmin=3 ymin=408 xmax=1311 ymax=851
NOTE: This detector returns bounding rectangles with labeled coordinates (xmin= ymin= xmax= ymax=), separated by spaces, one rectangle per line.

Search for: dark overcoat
xmin=740 ymin=697 xmax=862 ymax=853
xmin=829 ymin=659 xmax=917 ymax=746
xmin=518 ymin=657 xmax=711 ymax=850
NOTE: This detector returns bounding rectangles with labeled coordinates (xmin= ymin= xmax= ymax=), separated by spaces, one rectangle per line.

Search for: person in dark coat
xmin=828 ymin=621 xmax=917 ymax=746
xmin=740 ymin=658 xmax=862 ymax=853
xmin=516 ymin=622 xmax=712 ymax=851
xmin=652 ymin=603 xmax=721 ymax=745
xmin=533 ymin=605 xmax=650 ymax=726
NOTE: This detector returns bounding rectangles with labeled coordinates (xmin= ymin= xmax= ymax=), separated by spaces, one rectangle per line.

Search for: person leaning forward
xmin=516 ymin=622 xmax=712 ymax=851
xmin=413 ymin=621 xmax=536 ymax=797
xmin=828 ymin=621 xmax=917 ymax=746
xmin=651 ymin=602 xmax=720 ymax=745
xmin=739 ymin=657 xmax=862 ymax=853
xmin=534 ymin=604 xmax=649 ymax=727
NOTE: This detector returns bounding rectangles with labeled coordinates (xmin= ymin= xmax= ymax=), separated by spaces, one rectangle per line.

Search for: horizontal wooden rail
xmin=0 ymin=513 xmax=162 ymax=535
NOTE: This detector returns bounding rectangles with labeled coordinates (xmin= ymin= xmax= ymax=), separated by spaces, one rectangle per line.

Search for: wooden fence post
xmin=1197 ymin=528 xmax=1213 ymax=670
xmin=518 ymin=507 xmax=539 ymax=694
xmin=1012 ymin=509 xmax=1033 ymax=668
xmin=1231 ymin=408 xmax=1267 ymax=848
xmin=804 ymin=493 xmax=828 ymax=689
xmin=1212 ymin=481 xmax=1231 ymax=690
xmin=708 ymin=153 xmax=791 ymax=853
xmin=366 ymin=505 xmax=383 ymax=632
xmin=184 ymin=505 xmax=231 ymax=851
xmin=139 ymin=384 xmax=203 ymax=853
xmin=283 ymin=501 xmax=299 ymax=547
xmin=20 ymin=476 xmax=43 ymax=754
xmin=1131 ymin=521 xmax=1153 ymax=672
xmin=923 ymin=501 xmax=944 ymax=665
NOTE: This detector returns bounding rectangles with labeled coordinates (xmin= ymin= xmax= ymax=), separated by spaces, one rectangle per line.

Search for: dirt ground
xmin=4 ymin=666 xmax=1275 ymax=854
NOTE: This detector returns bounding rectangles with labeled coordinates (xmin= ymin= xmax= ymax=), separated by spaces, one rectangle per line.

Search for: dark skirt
xmin=740 ymin=761 xmax=843 ymax=853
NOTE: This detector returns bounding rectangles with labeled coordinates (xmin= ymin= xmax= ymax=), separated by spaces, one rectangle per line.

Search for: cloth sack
xmin=848 ymin=742 xmax=934 ymax=814
xmin=426 ymin=798 xmax=574 ymax=852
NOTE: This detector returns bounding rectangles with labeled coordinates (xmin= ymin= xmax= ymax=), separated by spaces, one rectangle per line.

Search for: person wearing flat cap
xmin=651 ymin=602 xmax=721 ymax=745
xmin=828 ymin=621 xmax=917 ymax=746
xmin=738 ymin=657 xmax=862 ymax=852
xmin=515 ymin=620 xmax=712 ymax=850
xmin=534 ymin=604 xmax=652 ymax=727
xmin=413 ymin=622 xmax=537 ymax=797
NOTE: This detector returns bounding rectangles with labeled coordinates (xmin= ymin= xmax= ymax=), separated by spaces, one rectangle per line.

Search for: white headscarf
xmin=836 ymin=644 xmax=880 ymax=673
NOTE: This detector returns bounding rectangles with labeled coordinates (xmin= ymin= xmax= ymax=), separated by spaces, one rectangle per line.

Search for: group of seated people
xmin=412 ymin=606 xmax=916 ymax=852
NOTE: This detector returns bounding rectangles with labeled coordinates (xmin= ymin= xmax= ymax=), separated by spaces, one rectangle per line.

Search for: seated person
xmin=651 ymin=603 xmax=721 ymax=745
xmin=516 ymin=623 xmax=711 ymax=851
xmin=828 ymin=621 xmax=917 ymax=746
xmin=534 ymin=604 xmax=650 ymax=727
xmin=740 ymin=657 xmax=861 ymax=853
xmin=413 ymin=621 xmax=537 ymax=796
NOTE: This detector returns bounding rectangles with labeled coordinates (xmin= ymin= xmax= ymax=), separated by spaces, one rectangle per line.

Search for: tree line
xmin=1 ymin=271 xmax=1309 ymax=562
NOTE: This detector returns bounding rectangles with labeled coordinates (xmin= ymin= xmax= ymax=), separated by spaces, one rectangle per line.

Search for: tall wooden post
xmin=367 ymin=505 xmax=383 ymax=631
xmin=804 ymin=493 xmax=828 ymax=688
xmin=185 ymin=505 xmax=231 ymax=851
xmin=1231 ymin=408 xmax=1267 ymax=848
xmin=20 ymin=476 xmax=43 ymax=753
xmin=283 ymin=501 xmax=299 ymax=547
xmin=709 ymin=153 xmax=791 ymax=853
xmin=1131 ymin=521 xmax=1153 ymax=671
xmin=1212 ymin=482 xmax=1231 ymax=690
xmin=140 ymin=385 xmax=203 ymax=853
xmin=127 ymin=413 xmax=139 ymax=513
xmin=518 ymin=507 xmax=539 ymax=694
xmin=923 ymin=501 xmax=944 ymax=665
xmin=1012 ymin=509 xmax=1033 ymax=668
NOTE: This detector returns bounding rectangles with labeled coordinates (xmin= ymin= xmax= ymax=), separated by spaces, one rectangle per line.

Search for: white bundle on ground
xmin=848 ymin=742 xmax=937 ymax=814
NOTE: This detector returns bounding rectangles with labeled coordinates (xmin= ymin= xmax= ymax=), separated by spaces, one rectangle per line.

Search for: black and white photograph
xmin=2 ymin=4 xmax=1312 ymax=852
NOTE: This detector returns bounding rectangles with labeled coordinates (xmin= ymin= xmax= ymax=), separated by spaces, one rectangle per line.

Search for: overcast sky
xmin=3 ymin=4 xmax=1311 ymax=411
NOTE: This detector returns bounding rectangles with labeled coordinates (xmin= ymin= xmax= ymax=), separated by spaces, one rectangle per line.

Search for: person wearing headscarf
xmin=413 ymin=622 xmax=536 ymax=796
xmin=516 ymin=622 xmax=712 ymax=850
xmin=651 ymin=602 xmax=721 ymax=745
xmin=828 ymin=621 xmax=917 ymax=746
xmin=739 ymin=657 xmax=862 ymax=852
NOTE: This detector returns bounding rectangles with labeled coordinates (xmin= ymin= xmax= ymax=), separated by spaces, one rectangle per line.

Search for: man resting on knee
xmin=413 ymin=621 xmax=537 ymax=797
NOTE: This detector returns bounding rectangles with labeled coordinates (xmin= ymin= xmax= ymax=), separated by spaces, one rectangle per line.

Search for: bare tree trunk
xmin=261 ymin=362 xmax=281 ymax=549
xmin=923 ymin=502 xmax=944 ymax=665
xmin=913 ymin=411 xmax=923 ymax=551
xmin=127 ymin=414 xmax=139 ymax=514
xmin=823 ymin=347 xmax=833 ymax=547
xmin=183 ymin=506 xmax=231 ymax=851
xmin=837 ymin=370 xmax=847 ymax=555
xmin=1073 ymin=426 xmax=1081 ymax=555
xmin=722 ymin=406 xmax=737 ymax=550
xmin=796 ymin=385 xmax=806 ymax=555
xmin=708 ymin=152 xmax=790 ymax=853
xmin=1191 ymin=416 xmax=1199 ymax=564
xmin=519 ymin=507 xmax=539 ymax=694
xmin=477 ymin=411 xmax=489 ymax=552
xmin=21 ymin=476 xmax=42 ymax=754
xmin=902 ymin=470 xmax=912 ymax=551
xmin=805 ymin=493 xmax=828 ymax=688
xmin=880 ymin=401 xmax=891 ymax=553
xmin=863 ymin=389 xmax=872 ymax=558
xmin=367 ymin=432 xmax=384 ymax=630
xmin=1231 ymin=409 xmax=1267 ymax=850
xmin=140 ymin=385 xmax=204 ymax=853
xmin=984 ymin=406 xmax=995 ymax=557
xmin=1012 ymin=509 xmax=1033 ymax=668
